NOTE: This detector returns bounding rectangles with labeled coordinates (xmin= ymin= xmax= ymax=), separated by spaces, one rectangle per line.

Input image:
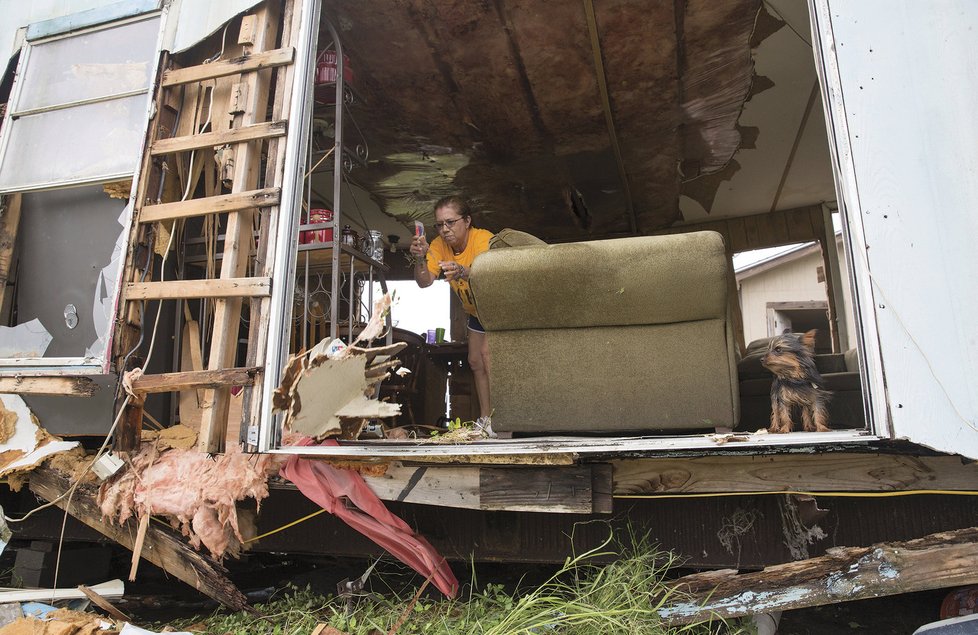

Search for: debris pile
xmin=274 ymin=294 xmax=405 ymax=440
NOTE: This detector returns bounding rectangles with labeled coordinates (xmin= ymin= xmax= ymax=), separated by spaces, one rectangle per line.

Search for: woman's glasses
xmin=433 ymin=217 xmax=464 ymax=231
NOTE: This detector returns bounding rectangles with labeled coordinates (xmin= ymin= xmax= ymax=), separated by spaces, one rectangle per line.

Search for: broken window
xmin=0 ymin=14 xmax=161 ymax=192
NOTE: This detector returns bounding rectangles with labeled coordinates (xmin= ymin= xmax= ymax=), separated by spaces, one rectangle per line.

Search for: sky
xmin=369 ymin=280 xmax=452 ymax=340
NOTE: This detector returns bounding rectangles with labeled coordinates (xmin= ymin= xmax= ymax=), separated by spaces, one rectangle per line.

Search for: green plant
xmin=164 ymin=530 xmax=752 ymax=634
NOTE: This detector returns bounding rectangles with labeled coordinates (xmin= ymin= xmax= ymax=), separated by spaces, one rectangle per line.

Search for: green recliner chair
xmin=469 ymin=230 xmax=740 ymax=435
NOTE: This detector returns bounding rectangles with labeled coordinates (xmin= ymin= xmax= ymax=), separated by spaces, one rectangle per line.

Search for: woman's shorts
xmin=467 ymin=314 xmax=485 ymax=333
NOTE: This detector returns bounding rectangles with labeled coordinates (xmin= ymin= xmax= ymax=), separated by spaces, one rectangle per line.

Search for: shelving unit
xmin=290 ymin=20 xmax=391 ymax=352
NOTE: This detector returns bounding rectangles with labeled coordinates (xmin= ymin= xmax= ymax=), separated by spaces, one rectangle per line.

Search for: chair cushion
xmin=471 ymin=231 xmax=728 ymax=331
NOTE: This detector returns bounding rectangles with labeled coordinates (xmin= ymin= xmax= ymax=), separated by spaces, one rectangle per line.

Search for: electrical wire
xmin=243 ymin=508 xmax=327 ymax=544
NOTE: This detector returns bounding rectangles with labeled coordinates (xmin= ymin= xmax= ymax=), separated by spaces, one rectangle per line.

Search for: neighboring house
xmin=735 ymin=232 xmax=856 ymax=353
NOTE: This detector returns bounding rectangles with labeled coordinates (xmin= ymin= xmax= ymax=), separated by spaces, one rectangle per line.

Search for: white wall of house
xmin=738 ymin=237 xmax=856 ymax=348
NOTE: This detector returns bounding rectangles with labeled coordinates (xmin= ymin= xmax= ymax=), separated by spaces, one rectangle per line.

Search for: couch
xmin=469 ymin=231 xmax=740 ymax=434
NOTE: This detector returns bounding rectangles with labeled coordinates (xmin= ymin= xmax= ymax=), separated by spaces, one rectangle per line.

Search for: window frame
xmin=0 ymin=9 xmax=167 ymax=373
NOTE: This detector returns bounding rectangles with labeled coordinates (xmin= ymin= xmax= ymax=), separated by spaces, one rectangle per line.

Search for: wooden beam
xmin=132 ymin=366 xmax=260 ymax=394
xmin=200 ymin=3 xmax=281 ymax=454
xmin=0 ymin=194 xmax=22 ymax=315
xmin=151 ymin=120 xmax=287 ymax=155
xmin=661 ymin=526 xmax=978 ymax=624
xmin=612 ymin=454 xmax=978 ymax=495
xmin=161 ymin=47 xmax=295 ymax=86
xmin=327 ymin=464 xmax=612 ymax=513
xmin=126 ymin=277 xmax=271 ymax=300
xmin=139 ymin=187 xmax=280 ymax=223
xmin=29 ymin=467 xmax=250 ymax=611
xmin=481 ymin=465 xmax=610 ymax=513
xmin=0 ymin=376 xmax=98 ymax=397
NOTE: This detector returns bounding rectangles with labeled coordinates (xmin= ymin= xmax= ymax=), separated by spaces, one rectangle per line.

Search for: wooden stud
xmin=131 ymin=366 xmax=260 ymax=394
xmin=126 ymin=277 xmax=271 ymax=300
xmin=138 ymin=188 xmax=280 ymax=223
xmin=238 ymin=15 xmax=259 ymax=46
xmin=29 ymin=467 xmax=250 ymax=611
xmin=242 ymin=0 xmax=302 ymax=449
xmin=0 ymin=194 xmax=22 ymax=315
xmin=161 ymin=47 xmax=294 ymax=87
xmin=150 ymin=120 xmax=286 ymax=156
xmin=0 ymin=376 xmax=98 ymax=397
xmin=200 ymin=1 xmax=281 ymax=453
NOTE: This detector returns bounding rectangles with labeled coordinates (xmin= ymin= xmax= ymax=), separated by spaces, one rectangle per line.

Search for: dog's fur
xmin=761 ymin=329 xmax=831 ymax=433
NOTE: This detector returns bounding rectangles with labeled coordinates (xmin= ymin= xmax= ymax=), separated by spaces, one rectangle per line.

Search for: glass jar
xmin=366 ymin=230 xmax=384 ymax=263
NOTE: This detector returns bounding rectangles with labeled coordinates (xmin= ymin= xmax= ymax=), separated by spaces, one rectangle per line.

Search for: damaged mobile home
xmin=0 ymin=0 xmax=976 ymax=621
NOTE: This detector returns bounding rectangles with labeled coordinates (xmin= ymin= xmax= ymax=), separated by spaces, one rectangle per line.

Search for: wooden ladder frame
xmin=114 ymin=0 xmax=303 ymax=453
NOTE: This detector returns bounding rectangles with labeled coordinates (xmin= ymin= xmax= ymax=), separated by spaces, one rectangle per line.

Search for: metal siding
xmin=167 ymin=0 xmax=264 ymax=52
xmin=816 ymin=1 xmax=978 ymax=458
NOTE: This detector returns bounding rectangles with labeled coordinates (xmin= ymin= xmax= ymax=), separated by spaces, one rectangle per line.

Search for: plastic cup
xmin=435 ymin=327 xmax=446 ymax=343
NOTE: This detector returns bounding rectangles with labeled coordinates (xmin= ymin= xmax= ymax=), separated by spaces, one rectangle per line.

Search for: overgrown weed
xmin=167 ymin=530 xmax=751 ymax=634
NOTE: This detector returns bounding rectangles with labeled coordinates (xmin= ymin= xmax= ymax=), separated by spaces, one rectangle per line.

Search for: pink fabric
xmin=280 ymin=440 xmax=458 ymax=597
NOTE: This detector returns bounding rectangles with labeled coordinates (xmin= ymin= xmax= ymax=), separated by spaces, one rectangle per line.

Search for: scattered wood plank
xmin=0 ymin=376 xmax=98 ymax=397
xmin=661 ymin=526 xmax=978 ymax=624
xmin=78 ymin=584 xmax=131 ymax=623
xmin=132 ymin=367 xmax=260 ymax=394
xmin=139 ymin=187 xmax=280 ymax=222
xmin=151 ymin=120 xmax=287 ymax=155
xmin=612 ymin=454 xmax=978 ymax=495
xmin=161 ymin=47 xmax=295 ymax=86
xmin=126 ymin=277 xmax=271 ymax=300
xmin=29 ymin=466 xmax=250 ymax=611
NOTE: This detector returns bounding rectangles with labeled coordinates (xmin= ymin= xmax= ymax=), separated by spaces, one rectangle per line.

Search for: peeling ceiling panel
xmin=166 ymin=0 xmax=264 ymax=52
xmin=323 ymin=0 xmax=764 ymax=240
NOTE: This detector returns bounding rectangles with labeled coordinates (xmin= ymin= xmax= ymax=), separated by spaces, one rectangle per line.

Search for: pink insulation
xmin=97 ymin=443 xmax=276 ymax=559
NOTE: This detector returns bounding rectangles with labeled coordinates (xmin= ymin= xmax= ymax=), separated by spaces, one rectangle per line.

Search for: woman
xmin=410 ymin=196 xmax=494 ymax=427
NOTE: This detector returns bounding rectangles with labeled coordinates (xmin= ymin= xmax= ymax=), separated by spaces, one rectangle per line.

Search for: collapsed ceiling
xmin=319 ymin=0 xmax=767 ymax=241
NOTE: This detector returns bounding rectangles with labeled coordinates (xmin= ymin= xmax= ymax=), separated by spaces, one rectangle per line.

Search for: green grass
xmin=166 ymin=532 xmax=751 ymax=635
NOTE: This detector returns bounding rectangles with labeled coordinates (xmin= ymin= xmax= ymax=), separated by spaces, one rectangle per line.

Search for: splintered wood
xmin=274 ymin=294 xmax=403 ymax=440
xmin=660 ymin=526 xmax=978 ymax=624
xmin=30 ymin=467 xmax=250 ymax=611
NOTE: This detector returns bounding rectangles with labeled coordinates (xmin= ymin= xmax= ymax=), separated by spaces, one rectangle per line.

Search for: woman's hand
xmin=440 ymin=261 xmax=467 ymax=282
xmin=410 ymin=235 xmax=429 ymax=261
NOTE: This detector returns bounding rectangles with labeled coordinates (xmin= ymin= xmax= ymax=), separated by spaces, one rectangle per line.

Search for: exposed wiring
xmin=243 ymin=508 xmax=327 ymax=543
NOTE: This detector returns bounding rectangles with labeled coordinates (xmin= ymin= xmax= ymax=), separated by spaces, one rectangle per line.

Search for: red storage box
xmin=315 ymin=50 xmax=354 ymax=85
xmin=300 ymin=208 xmax=333 ymax=244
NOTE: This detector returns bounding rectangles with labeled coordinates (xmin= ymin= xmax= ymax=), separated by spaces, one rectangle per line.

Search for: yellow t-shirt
xmin=426 ymin=227 xmax=493 ymax=317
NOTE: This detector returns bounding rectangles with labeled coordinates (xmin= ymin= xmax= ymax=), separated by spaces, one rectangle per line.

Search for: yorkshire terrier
xmin=760 ymin=329 xmax=831 ymax=433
